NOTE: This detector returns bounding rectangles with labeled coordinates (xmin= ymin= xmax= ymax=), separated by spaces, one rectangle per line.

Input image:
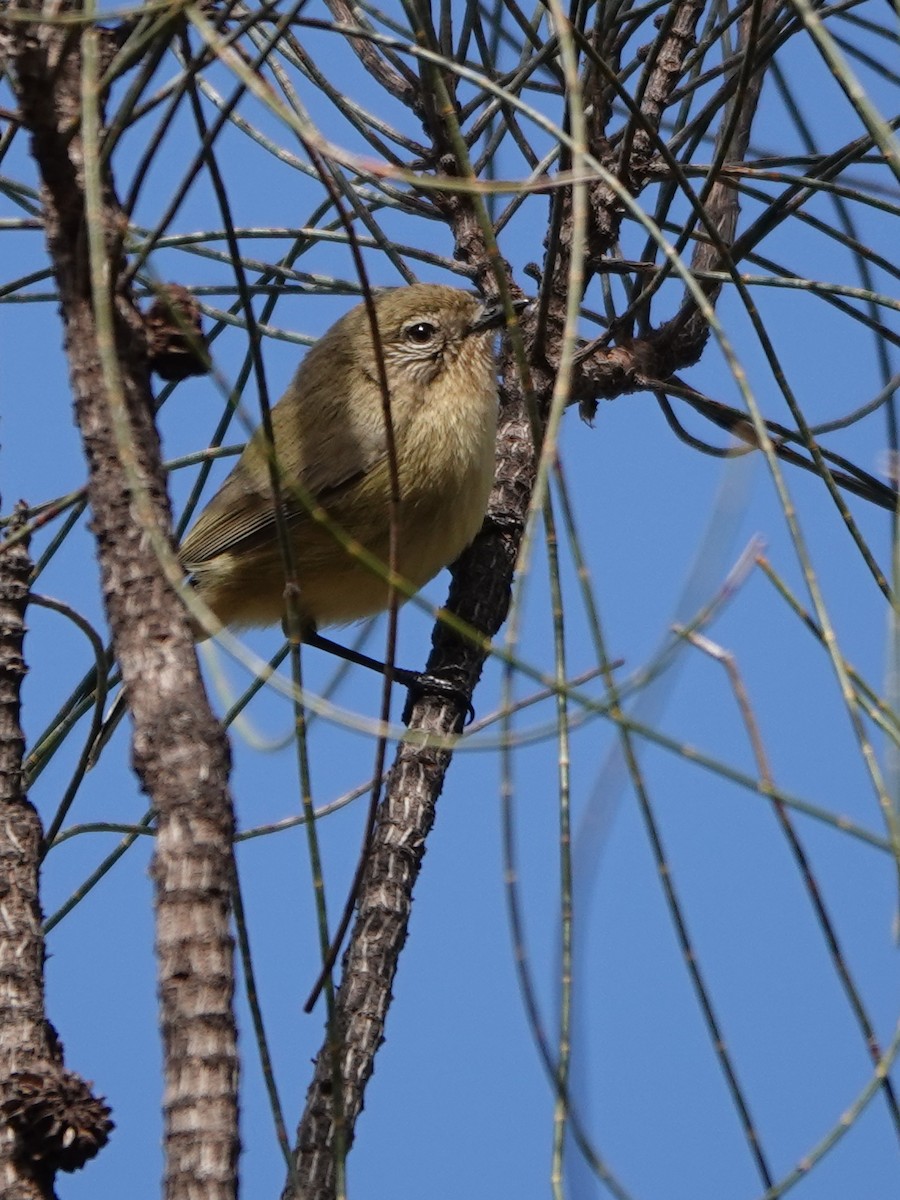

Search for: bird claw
xmin=402 ymin=673 xmax=475 ymax=726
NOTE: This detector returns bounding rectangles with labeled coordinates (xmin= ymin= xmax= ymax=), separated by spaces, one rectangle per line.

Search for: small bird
xmin=180 ymin=283 xmax=509 ymax=636
xmin=89 ymin=285 xmax=514 ymax=765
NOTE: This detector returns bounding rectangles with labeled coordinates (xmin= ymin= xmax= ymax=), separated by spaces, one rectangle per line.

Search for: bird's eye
xmin=404 ymin=321 xmax=438 ymax=345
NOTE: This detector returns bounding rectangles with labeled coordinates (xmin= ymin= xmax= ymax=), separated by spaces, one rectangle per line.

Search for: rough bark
xmin=0 ymin=513 xmax=112 ymax=1199
xmin=0 ymin=8 xmax=239 ymax=1199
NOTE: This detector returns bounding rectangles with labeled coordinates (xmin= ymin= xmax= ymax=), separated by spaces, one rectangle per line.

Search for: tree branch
xmin=286 ymin=51 xmax=538 ymax=1187
xmin=1 ymin=8 xmax=239 ymax=1198
xmin=577 ymin=0 xmax=775 ymax=415
xmin=0 ymin=509 xmax=113 ymax=1198
xmin=286 ymin=351 xmax=535 ymax=1200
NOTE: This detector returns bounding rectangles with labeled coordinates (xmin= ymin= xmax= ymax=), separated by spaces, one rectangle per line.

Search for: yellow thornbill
xmin=182 ymin=284 xmax=511 ymax=634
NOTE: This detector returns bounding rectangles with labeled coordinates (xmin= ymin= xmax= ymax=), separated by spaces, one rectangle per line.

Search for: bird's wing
xmin=179 ymin=417 xmax=387 ymax=568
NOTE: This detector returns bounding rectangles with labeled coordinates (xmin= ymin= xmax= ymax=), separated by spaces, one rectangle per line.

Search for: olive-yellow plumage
xmin=179 ymin=284 xmax=503 ymax=633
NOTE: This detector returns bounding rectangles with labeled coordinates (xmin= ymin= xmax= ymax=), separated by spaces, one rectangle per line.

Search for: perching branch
xmin=286 ymin=23 xmax=538 ymax=1196
xmin=287 ymin=342 xmax=536 ymax=1197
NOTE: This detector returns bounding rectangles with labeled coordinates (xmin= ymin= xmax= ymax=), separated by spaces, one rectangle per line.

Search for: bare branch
xmin=577 ymin=0 xmax=776 ymax=413
xmin=0 ymin=509 xmax=113 ymax=1197
xmin=288 ymin=39 xmax=537 ymax=1180
xmin=1 ymin=7 xmax=239 ymax=1199
xmin=659 ymin=0 xmax=780 ymax=349
xmin=323 ymin=0 xmax=419 ymax=107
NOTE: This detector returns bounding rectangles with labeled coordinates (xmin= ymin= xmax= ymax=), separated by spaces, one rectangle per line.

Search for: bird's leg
xmin=303 ymin=630 xmax=419 ymax=687
xmin=304 ymin=631 xmax=474 ymax=725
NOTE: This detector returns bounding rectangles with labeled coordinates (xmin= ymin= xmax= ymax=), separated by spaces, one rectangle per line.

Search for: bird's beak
xmin=469 ymin=296 xmax=529 ymax=334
